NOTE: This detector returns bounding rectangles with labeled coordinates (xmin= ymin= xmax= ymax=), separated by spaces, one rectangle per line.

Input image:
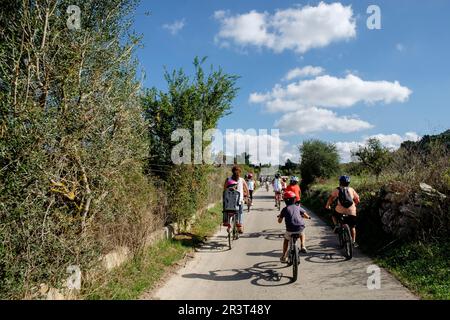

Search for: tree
xmin=142 ymin=57 xmax=239 ymax=177
xmin=0 ymin=0 xmax=153 ymax=298
xmin=299 ymin=140 xmax=340 ymax=188
xmin=352 ymin=138 xmax=391 ymax=178
xmin=280 ymin=159 xmax=299 ymax=176
xmin=142 ymin=58 xmax=239 ymax=224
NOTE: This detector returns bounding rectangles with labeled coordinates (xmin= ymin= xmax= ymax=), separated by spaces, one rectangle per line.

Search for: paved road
xmin=150 ymin=188 xmax=417 ymax=300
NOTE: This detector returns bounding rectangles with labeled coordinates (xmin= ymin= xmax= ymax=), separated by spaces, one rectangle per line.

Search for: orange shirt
xmin=285 ymin=184 xmax=301 ymax=202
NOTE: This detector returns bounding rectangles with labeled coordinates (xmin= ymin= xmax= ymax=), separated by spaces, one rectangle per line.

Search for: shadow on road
xmin=182 ymin=260 xmax=295 ymax=287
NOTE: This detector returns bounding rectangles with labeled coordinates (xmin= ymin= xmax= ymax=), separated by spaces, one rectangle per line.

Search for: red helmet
xmin=247 ymin=173 xmax=253 ymax=178
xmin=283 ymin=190 xmax=296 ymax=200
xmin=226 ymin=179 xmax=238 ymax=187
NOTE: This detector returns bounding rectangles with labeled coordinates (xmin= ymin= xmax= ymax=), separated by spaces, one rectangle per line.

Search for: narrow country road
xmin=148 ymin=188 xmax=417 ymax=300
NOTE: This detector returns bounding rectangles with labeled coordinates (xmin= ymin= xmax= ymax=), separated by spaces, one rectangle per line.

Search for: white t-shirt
xmin=247 ymin=180 xmax=255 ymax=191
xmin=236 ymin=177 xmax=245 ymax=204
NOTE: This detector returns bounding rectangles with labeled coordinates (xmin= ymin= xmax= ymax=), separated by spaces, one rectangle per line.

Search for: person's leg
xmin=237 ymin=205 xmax=244 ymax=232
xmin=351 ymin=227 xmax=356 ymax=242
xmin=282 ymin=239 xmax=289 ymax=257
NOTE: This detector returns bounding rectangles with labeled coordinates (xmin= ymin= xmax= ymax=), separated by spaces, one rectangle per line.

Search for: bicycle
xmin=287 ymin=233 xmax=301 ymax=282
xmin=226 ymin=211 xmax=239 ymax=250
xmin=336 ymin=214 xmax=353 ymax=260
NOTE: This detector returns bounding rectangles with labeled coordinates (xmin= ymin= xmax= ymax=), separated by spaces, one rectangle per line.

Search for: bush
xmin=299 ymin=140 xmax=339 ymax=189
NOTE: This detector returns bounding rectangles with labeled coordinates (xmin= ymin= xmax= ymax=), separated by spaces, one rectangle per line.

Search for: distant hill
xmin=400 ymin=129 xmax=450 ymax=152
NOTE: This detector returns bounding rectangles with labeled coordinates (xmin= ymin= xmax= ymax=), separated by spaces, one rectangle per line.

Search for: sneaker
xmin=300 ymin=247 xmax=307 ymax=254
xmin=280 ymin=255 xmax=288 ymax=263
xmin=353 ymin=242 xmax=359 ymax=248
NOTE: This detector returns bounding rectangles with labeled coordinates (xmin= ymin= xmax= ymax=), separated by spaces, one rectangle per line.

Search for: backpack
xmin=337 ymin=187 xmax=354 ymax=208
xmin=223 ymin=188 xmax=240 ymax=211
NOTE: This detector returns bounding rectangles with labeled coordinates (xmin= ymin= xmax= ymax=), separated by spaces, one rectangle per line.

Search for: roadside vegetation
xmin=300 ymin=131 xmax=450 ymax=299
xmin=83 ymin=204 xmax=224 ymax=300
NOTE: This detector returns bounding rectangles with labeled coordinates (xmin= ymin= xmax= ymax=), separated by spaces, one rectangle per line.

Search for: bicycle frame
xmin=336 ymin=215 xmax=353 ymax=260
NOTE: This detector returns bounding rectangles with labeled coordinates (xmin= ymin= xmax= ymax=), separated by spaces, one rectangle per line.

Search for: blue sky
xmin=133 ymin=0 xmax=450 ymax=164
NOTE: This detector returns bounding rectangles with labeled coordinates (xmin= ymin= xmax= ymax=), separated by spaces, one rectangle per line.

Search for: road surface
xmin=149 ymin=188 xmax=417 ymax=300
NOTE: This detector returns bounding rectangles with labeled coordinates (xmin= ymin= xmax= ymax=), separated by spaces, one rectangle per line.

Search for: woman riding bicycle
xmin=325 ymin=175 xmax=360 ymax=247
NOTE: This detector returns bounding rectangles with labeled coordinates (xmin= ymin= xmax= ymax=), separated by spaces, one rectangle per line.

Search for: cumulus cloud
xmin=211 ymin=129 xmax=289 ymax=165
xmin=283 ymin=66 xmax=324 ymax=81
xmin=163 ymin=19 xmax=185 ymax=35
xmin=214 ymin=2 xmax=356 ymax=54
xmin=335 ymin=132 xmax=421 ymax=162
xmin=250 ymin=74 xmax=413 ymax=112
xmin=275 ymin=107 xmax=373 ymax=135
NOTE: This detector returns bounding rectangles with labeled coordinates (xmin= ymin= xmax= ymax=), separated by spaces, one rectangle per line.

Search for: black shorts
xmin=332 ymin=212 xmax=357 ymax=228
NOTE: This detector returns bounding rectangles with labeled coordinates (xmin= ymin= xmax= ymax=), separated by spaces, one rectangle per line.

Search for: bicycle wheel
xmin=292 ymin=244 xmax=299 ymax=282
xmin=228 ymin=217 xmax=232 ymax=250
xmin=338 ymin=228 xmax=344 ymax=248
xmin=343 ymin=224 xmax=353 ymax=260
xmin=233 ymin=218 xmax=239 ymax=240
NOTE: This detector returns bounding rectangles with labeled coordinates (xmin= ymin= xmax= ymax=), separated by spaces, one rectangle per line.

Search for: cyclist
xmin=281 ymin=177 xmax=287 ymax=192
xmin=277 ymin=191 xmax=311 ymax=262
xmin=285 ymin=176 xmax=301 ymax=205
xmin=224 ymin=166 xmax=249 ymax=234
xmin=222 ymin=179 xmax=240 ymax=231
xmin=325 ymin=175 xmax=360 ymax=247
xmin=272 ymin=173 xmax=283 ymax=207
xmin=246 ymin=173 xmax=255 ymax=205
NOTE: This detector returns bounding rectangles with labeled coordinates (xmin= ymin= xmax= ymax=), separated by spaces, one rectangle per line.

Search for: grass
xmin=83 ymin=203 xmax=223 ymax=300
xmin=376 ymin=241 xmax=450 ymax=300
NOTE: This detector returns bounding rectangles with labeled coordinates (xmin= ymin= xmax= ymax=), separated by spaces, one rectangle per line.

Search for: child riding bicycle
xmin=277 ymin=191 xmax=311 ymax=262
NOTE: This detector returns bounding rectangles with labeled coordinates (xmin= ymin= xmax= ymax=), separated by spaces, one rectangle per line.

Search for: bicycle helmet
xmin=247 ymin=173 xmax=253 ymax=179
xmin=339 ymin=175 xmax=351 ymax=184
xmin=275 ymin=173 xmax=281 ymax=178
xmin=226 ymin=179 xmax=238 ymax=188
xmin=290 ymin=176 xmax=299 ymax=183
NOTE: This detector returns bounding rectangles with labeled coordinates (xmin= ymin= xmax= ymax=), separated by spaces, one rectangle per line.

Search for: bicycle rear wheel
xmin=228 ymin=217 xmax=232 ymax=250
xmin=343 ymin=224 xmax=353 ymax=260
xmin=292 ymin=244 xmax=299 ymax=282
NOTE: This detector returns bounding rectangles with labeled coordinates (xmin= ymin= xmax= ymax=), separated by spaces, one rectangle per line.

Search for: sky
xmin=132 ymin=0 xmax=450 ymax=164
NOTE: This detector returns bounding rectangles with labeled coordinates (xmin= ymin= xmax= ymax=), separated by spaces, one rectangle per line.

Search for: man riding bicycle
xmin=278 ymin=191 xmax=311 ymax=262
xmin=325 ymin=175 xmax=360 ymax=247
xmin=272 ymin=173 xmax=282 ymax=207
xmin=246 ymin=173 xmax=255 ymax=205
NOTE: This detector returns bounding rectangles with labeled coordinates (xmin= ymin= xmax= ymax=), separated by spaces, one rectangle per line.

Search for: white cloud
xmin=250 ymin=74 xmax=413 ymax=112
xmin=214 ymin=2 xmax=356 ymax=54
xmin=335 ymin=132 xmax=421 ymax=163
xmin=275 ymin=107 xmax=373 ymax=135
xmin=283 ymin=66 xmax=324 ymax=81
xmin=163 ymin=19 xmax=185 ymax=35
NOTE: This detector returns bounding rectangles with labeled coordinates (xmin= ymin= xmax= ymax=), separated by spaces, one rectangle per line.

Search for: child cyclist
xmin=277 ymin=191 xmax=311 ymax=262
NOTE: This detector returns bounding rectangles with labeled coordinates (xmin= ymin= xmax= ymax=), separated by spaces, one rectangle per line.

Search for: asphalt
xmin=150 ymin=188 xmax=417 ymax=300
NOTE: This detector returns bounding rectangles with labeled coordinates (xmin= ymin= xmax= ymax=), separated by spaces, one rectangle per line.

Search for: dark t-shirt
xmin=280 ymin=204 xmax=306 ymax=232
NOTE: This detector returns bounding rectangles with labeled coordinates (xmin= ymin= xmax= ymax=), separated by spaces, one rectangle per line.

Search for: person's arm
xmin=277 ymin=210 xmax=284 ymax=224
xmin=325 ymin=190 xmax=337 ymax=209
xmin=223 ymin=179 xmax=228 ymax=190
xmin=353 ymin=189 xmax=360 ymax=205
xmin=243 ymin=179 xmax=249 ymax=197
xmin=300 ymin=207 xmax=311 ymax=219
